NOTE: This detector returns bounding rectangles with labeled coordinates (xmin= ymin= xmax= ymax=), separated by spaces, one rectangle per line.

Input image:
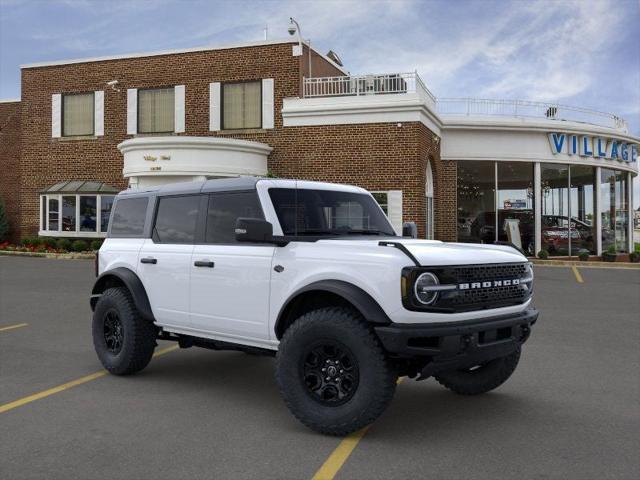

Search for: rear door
xmin=190 ymin=191 xmax=274 ymax=342
xmin=137 ymin=194 xmax=202 ymax=329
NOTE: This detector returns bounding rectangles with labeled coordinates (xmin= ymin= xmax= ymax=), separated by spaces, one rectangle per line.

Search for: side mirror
xmin=402 ymin=221 xmax=418 ymax=239
xmin=235 ymin=218 xmax=288 ymax=246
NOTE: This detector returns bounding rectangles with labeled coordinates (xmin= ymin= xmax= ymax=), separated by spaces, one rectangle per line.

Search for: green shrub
xmin=57 ymin=238 xmax=72 ymax=251
xmin=0 ymin=197 xmax=9 ymax=242
xmin=38 ymin=237 xmax=57 ymax=248
xmin=578 ymin=251 xmax=589 ymax=261
xmin=71 ymin=240 xmax=88 ymax=252
xmin=21 ymin=237 xmax=37 ymax=247
xmin=90 ymin=239 xmax=103 ymax=251
xmin=606 ymin=244 xmax=617 ymax=254
xmin=537 ymin=249 xmax=549 ymax=259
xmin=630 ymin=251 xmax=640 ymax=263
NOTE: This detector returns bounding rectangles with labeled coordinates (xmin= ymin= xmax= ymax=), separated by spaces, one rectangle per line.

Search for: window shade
xmin=223 ymin=82 xmax=261 ymax=129
xmin=138 ymin=88 xmax=175 ymax=133
xmin=63 ymin=93 xmax=94 ymax=136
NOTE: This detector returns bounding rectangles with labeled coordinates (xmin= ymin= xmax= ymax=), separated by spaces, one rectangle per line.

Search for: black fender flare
xmin=90 ymin=267 xmax=155 ymax=322
xmin=275 ymin=280 xmax=391 ymax=339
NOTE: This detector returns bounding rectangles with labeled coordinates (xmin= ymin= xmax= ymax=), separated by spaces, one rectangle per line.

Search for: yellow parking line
xmin=0 ymin=344 xmax=178 ymax=415
xmin=571 ymin=265 xmax=584 ymax=283
xmin=311 ymin=377 xmax=405 ymax=480
xmin=0 ymin=323 xmax=28 ymax=333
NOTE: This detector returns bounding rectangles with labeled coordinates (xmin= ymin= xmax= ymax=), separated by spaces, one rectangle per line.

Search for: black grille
xmin=453 ymin=264 xmax=528 ymax=283
xmin=403 ymin=262 xmax=532 ymax=313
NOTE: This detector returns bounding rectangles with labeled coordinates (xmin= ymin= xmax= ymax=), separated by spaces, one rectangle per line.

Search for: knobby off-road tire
xmin=275 ymin=307 xmax=397 ymax=436
xmin=92 ymin=287 xmax=156 ymax=375
xmin=434 ymin=348 xmax=521 ymax=395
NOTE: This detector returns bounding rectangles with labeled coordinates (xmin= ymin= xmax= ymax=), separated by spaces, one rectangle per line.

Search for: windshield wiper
xmin=343 ymin=229 xmax=390 ymax=236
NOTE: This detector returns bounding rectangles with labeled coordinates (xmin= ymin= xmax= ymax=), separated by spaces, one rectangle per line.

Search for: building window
xmin=138 ymin=88 xmax=175 ymax=133
xmin=457 ymin=161 xmax=496 ymax=244
xmin=222 ymin=81 xmax=261 ymax=130
xmin=371 ymin=192 xmax=388 ymax=214
xmin=426 ymin=161 xmax=434 ymax=240
xmin=40 ymin=192 xmax=116 ymax=237
xmin=601 ymin=169 xmax=629 ymax=253
xmin=62 ymin=92 xmax=94 ymax=136
xmin=497 ymin=162 xmax=534 ymax=255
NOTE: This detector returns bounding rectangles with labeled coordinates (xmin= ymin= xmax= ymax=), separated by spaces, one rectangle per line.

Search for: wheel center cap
xmin=327 ymin=366 xmax=337 ymax=377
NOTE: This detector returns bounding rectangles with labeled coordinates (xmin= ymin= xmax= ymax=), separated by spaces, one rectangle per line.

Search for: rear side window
xmin=205 ymin=192 xmax=263 ymax=244
xmin=110 ymin=197 xmax=149 ymax=237
xmin=153 ymin=195 xmax=201 ymax=244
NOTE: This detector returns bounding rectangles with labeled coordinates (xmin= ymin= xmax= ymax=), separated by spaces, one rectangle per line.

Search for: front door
xmin=189 ymin=191 xmax=274 ymax=342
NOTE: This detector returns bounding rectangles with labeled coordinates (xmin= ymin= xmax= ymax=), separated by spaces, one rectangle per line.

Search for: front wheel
xmin=434 ymin=348 xmax=521 ymax=395
xmin=92 ymin=287 xmax=157 ymax=375
xmin=275 ymin=307 xmax=397 ymax=436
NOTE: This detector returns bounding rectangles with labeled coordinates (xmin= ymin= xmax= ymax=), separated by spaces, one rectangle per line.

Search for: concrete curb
xmin=531 ymin=259 xmax=640 ymax=269
xmin=0 ymin=250 xmax=94 ymax=260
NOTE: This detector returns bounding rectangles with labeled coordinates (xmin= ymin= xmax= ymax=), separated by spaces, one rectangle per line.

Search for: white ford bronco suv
xmin=91 ymin=177 xmax=538 ymax=435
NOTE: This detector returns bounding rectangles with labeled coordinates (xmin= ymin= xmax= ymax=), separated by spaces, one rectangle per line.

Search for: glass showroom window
xmin=601 ymin=169 xmax=629 ymax=253
xmin=569 ymin=165 xmax=596 ymax=254
xmin=138 ymin=88 xmax=175 ymax=133
xmin=541 ymin=164 xmax=570 ymax=256
xmin=62 ymin=92 xmax=94 ymax=136
xmin=497 ymin=163 xmax=534 ymax=255
xmin=222 ymin=81 xmax=261 ymax=130
xmin=457 ymin=161 xmax=495 ymax=244
xmin=40 ymin=194 xmax=114 ymax=237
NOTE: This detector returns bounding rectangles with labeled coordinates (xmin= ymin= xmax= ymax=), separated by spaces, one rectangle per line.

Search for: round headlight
xmin=414 ymin=272 xmax=440 ymax=305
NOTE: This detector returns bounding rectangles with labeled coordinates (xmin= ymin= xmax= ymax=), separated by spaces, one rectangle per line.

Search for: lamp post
xmin=288 ymin=17 xmax=312 ymax=78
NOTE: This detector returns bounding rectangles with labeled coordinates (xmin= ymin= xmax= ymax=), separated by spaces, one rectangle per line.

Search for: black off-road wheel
xmin=275 ymin=307 xmax=397 ymax=436
xmin=434 ymin=348 xmax=521 ymax=395
xmin=92 ymin=287 xmax=156 ymax=375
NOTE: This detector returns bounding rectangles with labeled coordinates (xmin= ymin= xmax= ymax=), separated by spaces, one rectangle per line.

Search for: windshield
xmin=268 ymin=188 xmax=396 ymax=237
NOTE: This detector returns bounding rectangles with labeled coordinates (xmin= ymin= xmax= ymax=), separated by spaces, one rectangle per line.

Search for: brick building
xmin=0 ymin=38 xmax=638 ymax=255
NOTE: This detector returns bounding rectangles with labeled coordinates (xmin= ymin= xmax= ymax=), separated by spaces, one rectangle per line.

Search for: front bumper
xmin=374 ymin=308 xmax=538 ymax=379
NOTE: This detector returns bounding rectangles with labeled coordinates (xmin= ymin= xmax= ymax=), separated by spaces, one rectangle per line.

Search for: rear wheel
xmin=434 ymin=348 xmax=521 ymax=395
xmin=275 ymin=307 xmax=397 ymax=436
xmin=92 ymin=287 xmax=156 ymax=375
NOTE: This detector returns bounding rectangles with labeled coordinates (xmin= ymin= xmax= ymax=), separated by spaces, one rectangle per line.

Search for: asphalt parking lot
xmin=1 ymin=256 xmax=639 ymax=480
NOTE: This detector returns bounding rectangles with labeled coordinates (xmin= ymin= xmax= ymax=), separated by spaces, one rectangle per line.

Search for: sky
xmin=1 ymin=0 xmax=639 ymax=203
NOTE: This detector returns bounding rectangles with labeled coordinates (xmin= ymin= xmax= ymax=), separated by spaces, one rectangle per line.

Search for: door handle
xmin=140 ymin=257 xmax=157 ymax=264
xmin=194 ymin=260 xmax=215 ymax=268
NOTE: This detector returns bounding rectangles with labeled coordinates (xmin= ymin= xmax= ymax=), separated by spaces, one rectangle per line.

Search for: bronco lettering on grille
xmin=458 ymin=279 xmax=520 ymax=290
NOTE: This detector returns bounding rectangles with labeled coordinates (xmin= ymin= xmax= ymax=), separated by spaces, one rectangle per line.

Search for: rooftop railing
xmin=303 ymin=72 xmax=436 ymax=103
xmin=436 ymin=98 xmax=628 ymax=131
xmin=301 ymin=74 xmax=628 ymax=131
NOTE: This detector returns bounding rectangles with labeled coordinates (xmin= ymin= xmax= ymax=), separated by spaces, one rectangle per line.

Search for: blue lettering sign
xmin=610 ymin=141 xmax=619 ymax=159
xmin=548 ymin=133 xmax=565 ymax=154
xmin=596 ymin=138 xmax=607 ymax=157
xmin=620 ymin=143 xmax=628 ymax=161
xmin=632 ymin=144 xmax=638 ymax=162
xmin=570 ymin=135 xmax=578 ymax=155
xmin=580 ymin=136 xmax=593 ymax=156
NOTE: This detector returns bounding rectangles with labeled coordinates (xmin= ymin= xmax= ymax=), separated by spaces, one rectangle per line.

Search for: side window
xmin=110 ymin=197 xmax=149 ymax=237
xmin=153 ymin=195 xmax=201 ymax=244
xmin=205 ymin=192 xmax=263 ymax=244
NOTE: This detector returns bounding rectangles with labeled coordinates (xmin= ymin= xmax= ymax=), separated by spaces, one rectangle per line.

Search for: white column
xmin=595 ymin=166 xmax=602 ymax=256
xmin=534 ymin=162 xmax=541 ymax=255
xmin=628 ymin=171 xmax=633 ymax=253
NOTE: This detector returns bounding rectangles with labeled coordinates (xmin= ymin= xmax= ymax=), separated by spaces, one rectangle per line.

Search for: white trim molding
xmin=118 ymin=136 xmax=272 ymax=189
xmin=282 ymin=94 xmax=442 ymax=136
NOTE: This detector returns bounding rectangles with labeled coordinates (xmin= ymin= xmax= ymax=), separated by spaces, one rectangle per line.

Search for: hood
xmin=317 ymin=238 xmax=528 ymax=266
